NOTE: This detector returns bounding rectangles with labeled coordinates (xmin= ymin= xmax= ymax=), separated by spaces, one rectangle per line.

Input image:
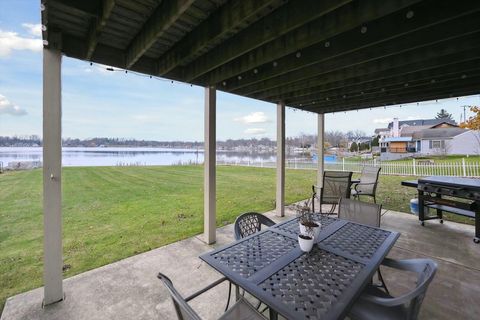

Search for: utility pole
xmin=461 ymin=105 xmax=467 ymax=124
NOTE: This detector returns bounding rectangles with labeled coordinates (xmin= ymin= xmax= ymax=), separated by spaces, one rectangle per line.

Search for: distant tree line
xmin=0 ymin=130 xmax=375 ymax=150
xmin=0 ymin=135 xmax=41 ymax=147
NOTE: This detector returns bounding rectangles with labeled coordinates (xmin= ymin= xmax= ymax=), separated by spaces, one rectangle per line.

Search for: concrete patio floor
xmin=1 ymin=207 xmax=479 ymax=320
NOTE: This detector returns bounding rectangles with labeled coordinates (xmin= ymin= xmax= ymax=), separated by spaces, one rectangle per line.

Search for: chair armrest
xmin=312 ymin=185 xmax=323 ymax=198
xmin=358 ymin=292 xmax=399 ymax=307
xmin=185 ymin=277 xmax=229 ymax=302
xmin=354 ymin=182 xmax=376 ymax=192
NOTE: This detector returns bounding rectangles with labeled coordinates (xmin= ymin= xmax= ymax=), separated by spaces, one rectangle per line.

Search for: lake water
xmin=0 ymin=147 xmax=283 ymax=167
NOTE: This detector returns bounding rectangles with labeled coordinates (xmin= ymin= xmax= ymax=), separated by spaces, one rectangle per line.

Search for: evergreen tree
xmin=350 ymin=141 xmax=358 ymax=152
xmin=436 ymin=109 xmax=453 ymax=121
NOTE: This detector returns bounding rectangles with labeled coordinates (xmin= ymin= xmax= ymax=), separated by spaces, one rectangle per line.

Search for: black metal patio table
xmin=200 ymin=214 xmax=399 ymax=320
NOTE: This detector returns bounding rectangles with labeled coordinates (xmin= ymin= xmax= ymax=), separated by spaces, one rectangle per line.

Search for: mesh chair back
xmin=158 ymin=273 xmax=202 ymax=320
xmin=322 ymin=171 xmax=353 ymax=204
xmin=338 ymin=198 xmax=381 ymax=227
xmin=234 ymin=212 xmax=275 ymax=240
xmin=356 ymin=166 xmax=381 ymax=195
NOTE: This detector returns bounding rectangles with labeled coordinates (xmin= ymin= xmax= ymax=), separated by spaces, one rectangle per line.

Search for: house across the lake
xmin=378 ymin=118 xmax=480 ymax=160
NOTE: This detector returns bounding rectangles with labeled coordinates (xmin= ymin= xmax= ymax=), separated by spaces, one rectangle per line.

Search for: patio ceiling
xmin=41 ymin=0 xmax=480 ymax=112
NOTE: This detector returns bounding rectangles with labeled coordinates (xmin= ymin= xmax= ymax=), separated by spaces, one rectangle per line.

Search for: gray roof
xmin=412 ymin=128 xmax=468 ymax=139
xmin=400 ymin=125 xmax=431 ymax=137
xmin=387 ymin=119 xmax=457 ymax=129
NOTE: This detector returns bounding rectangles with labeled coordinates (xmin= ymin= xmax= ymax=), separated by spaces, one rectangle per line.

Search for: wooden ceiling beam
xmin=180 ymin=0 xmax=355 ymax=82
xmin=156 ymin=0 xmax=283 ymax=76
xmin=48 ymin=0 xmax=100 ymax=17
xmin=62 ymin=34 xmax=157 ymax=75
xmin=311 ymin=86 xmax=480 ymax=114
xmin=288 ymin=67 xmax=480 ymax=106
xmin=125 ymin=0 xmax=195 ymax=69
xmin=191 ymin=0 xmax=422 ymax=84
xmin=298 ymin=77 xmax=480 ymax=112
xmin=306 ymin=85 xmax=480 ymax=114
xmin=268 ymin=57 xmax=480 ymax=104
xmin=85 ymin=0 xmax=115 ymax=60
xmin=250 ymin=45 xmax=480 ymax=102
xmin=220 ymin=0 xmax=480 ymax=92
xmin=238 ymin=26 xmax=480 ymax=99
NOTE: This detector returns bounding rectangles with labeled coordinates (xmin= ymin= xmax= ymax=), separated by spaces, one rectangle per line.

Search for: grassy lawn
xmin=0 ymin=166 xmax=474 ymax=312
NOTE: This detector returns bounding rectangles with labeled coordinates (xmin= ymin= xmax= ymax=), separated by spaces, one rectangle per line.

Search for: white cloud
xmin=372 ymin=118 xmax=392 ymax=124
xmin=0 ymin=28 xmax=42 ymax=57
xmin=22 ymin=23 xmax=42 ymax=37
xmin=235 ymin=111 xmax=269 ymax=124
xmin=0 ymin=94 xmax=27 ymax=116
xmin=245 ymin=128 xmax=267 ymax=135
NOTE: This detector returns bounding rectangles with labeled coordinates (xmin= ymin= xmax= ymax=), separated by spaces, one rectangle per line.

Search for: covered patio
xmin=3 ymin=0 xmax=480 ymax=318
xmin=2 ymin=207 xmax=479 ymax=319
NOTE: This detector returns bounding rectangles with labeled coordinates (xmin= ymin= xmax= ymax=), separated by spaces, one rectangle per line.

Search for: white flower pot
xmin=298 ymin=234 xmax=314 ymax=252
xmin=299 ymin=222 xmax=321 ymax=239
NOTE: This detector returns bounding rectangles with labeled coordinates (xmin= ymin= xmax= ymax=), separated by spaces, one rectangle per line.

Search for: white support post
xmin=204 ymin=87 xmax=216 ymax=244
xmin=462 ymin=158 xmax=467 ymax=176
xmin=413 ymin=158 xmax=416 ymax=176
xmin=276 ymin=102 xmax=285 ymax=217
xmin=43 ymin=47 xmax=63 ymax=305
xmin=317 ymin=114 xmax=325 ymax=189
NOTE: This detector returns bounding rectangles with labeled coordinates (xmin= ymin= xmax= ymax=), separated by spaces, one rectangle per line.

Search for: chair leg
xmin=225 ymin=282 xmax=233 ymax=312
xmin=328 ymin=204 xmax=336 ymax=214
xmin=377 ymin=268 xmax=390 ymax=295
xmin=269 ymin=309 xmax=278 ymax=320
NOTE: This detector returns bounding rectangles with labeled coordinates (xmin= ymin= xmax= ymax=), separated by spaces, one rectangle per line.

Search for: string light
xmin=86 ymin=61 xmax=196 ymax=87
xmin=324 ymin=41 xmax=330 ymax=48
xmin=406 ymin=10 xmax=414 ymax=19
xmin=360 ymin=26 xmax=367 ymax=34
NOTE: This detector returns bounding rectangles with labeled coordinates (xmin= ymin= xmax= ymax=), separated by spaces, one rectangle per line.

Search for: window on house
xmin=429 ymin=140 xmax=444 ymax=149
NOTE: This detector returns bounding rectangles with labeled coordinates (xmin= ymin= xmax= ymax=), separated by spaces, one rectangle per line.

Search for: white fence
xmin=216 ymin=158 xmax=480 ymax=177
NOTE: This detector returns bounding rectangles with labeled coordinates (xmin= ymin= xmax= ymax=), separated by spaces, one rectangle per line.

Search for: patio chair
xmin=338 ymin=197 xmax=382 ymax=228
xmin=234 ymin=212 xmax=275 ymax=240
xmin=338 ymin=198 xmax=388 ymax=293
xmin=232 ymin=212 xmax=275 ymax=312
xmin=348 ymin=258 xmax=438 ymax=320
xmin=312 ymin=171 xmax=352 ymax=213
xmin=351 ymin=166 xmax=381 ymax=203
xmin=158 ymin=273 xmax=267 ymax=320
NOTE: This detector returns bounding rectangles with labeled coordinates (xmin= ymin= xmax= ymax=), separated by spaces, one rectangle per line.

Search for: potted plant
xmin=298 ymin=232 xmax=314 ymax=252
xmin=295 ymin=199 xmax=321 ymax=239
xmin=294 ymin=200 xmax=318 ymax=253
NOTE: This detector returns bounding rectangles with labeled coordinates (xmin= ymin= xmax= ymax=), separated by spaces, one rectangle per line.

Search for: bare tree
xmin=325 ymin=130 xmax=346 ymax=147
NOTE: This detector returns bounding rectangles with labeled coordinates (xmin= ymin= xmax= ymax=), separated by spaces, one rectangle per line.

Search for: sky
xmin=1 ymin=1 xmax=479 ymax=142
